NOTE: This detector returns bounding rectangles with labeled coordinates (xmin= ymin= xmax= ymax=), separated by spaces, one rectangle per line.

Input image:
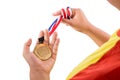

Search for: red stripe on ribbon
xmin=48 ymin=7 xmax=72 ymax=36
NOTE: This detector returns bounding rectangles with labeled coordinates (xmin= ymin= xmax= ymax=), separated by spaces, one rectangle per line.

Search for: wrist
xmin=81 ymin=22 xmax=94 ymax=34
xmin=30 ymin=68 xmax=50 ymax=80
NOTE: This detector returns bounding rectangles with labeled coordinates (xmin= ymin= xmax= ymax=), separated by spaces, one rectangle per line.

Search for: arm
xmin=53 ymin=8 xmax=110 ymax=47
xmin=84 ymin=23 xmax=110 ymax=46
xmin=107 ymin=0 xmax=120 ymax=10
xmin=23 ymin=30 xmax=60 ymax=80
xmin=30 ymin=68 xmax=50 ymax=80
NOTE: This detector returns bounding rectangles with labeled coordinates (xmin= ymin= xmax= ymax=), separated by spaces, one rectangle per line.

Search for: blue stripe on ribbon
xmin=48 ymin=18 xmax=58 ymax=31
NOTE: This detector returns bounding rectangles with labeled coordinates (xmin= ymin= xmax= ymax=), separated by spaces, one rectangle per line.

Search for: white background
xmin=0 ymin=0 xmax=120 ymax=80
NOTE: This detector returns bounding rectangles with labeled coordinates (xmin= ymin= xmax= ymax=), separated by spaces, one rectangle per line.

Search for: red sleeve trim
xmin=117 ymin=29 xmax=120 ymax=37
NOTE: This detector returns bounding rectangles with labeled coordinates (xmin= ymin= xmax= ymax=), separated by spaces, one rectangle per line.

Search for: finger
xmin=50 ymin=32 xmax=57 ymax=48
xmin=52 ymin=10 xmax=61 ymax=16
xmin=44 ymin=29 xmax=49 ymax=44
xmin=70 ymin=8 xmax=75 ymax=18
xmin=39 ymin=30 xmax=44 ymax=38
xmin=52 ymin=38 xmax=60 ymax=60
xmin=62 ymin=18 xmax=73 ymax=26
xmin=37 ymin=30 xmax=44 ymax=44
xmin=23 ymin=38 xmax=32 ymax=58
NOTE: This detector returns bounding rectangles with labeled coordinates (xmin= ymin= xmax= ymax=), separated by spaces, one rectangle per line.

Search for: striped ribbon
xmin=38 ymin=7 xmax=72 ymax=43
xmin=48 ymin=7 xmax=72 ymax=36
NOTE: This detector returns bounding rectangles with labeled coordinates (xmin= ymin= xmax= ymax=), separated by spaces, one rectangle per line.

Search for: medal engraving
xmin=34 ymin=44 xmax=52 ymax=60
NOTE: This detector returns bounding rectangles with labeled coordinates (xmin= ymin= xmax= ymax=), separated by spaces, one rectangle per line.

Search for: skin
xmin=23 ymin=30 xmax=60 ymax=80
xmin=108 ymin=0 xmax=120 ymax=10
xmin=23 ymin=0 xmax=120 ymax=80
xmin=53 ymin=8 xmax=110 ymax=47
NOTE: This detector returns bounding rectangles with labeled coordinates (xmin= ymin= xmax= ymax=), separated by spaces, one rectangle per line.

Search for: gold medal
xmin=33 ymin=36 xmax=52 ymax=60
xmin=33 ymin=44 xmax=52 ymax=60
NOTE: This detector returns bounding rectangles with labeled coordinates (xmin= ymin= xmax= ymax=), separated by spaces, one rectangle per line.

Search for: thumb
xmin=52 ymin=10 xmax=61 ymax=16
xmin=23 ymin=38 xmax=32 ymax=57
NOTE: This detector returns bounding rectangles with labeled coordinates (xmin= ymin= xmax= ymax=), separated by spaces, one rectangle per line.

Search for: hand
xmin=53 ymin=8 xmax=92 ymax=33
xmin=23 ymin=29 xmax=60 ymax=80
xmin=53 ymin=8 xmax=110 ymax=46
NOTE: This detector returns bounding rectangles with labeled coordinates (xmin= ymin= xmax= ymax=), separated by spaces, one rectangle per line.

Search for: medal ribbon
xmin=48 ymin=7 xmax=72 ymax=36
xmin=39 ymin=7 xmax=72 ymax=43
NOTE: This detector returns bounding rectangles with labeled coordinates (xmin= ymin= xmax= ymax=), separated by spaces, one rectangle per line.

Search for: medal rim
xmin=33 ymin=44 xmax=52 ymax=60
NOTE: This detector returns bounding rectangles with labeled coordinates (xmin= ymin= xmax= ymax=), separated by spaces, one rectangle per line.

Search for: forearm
xmin=84 ymin=23 xmax=110 ymax=47
xmin=30 ymin=69 xmax=50 ymax=80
